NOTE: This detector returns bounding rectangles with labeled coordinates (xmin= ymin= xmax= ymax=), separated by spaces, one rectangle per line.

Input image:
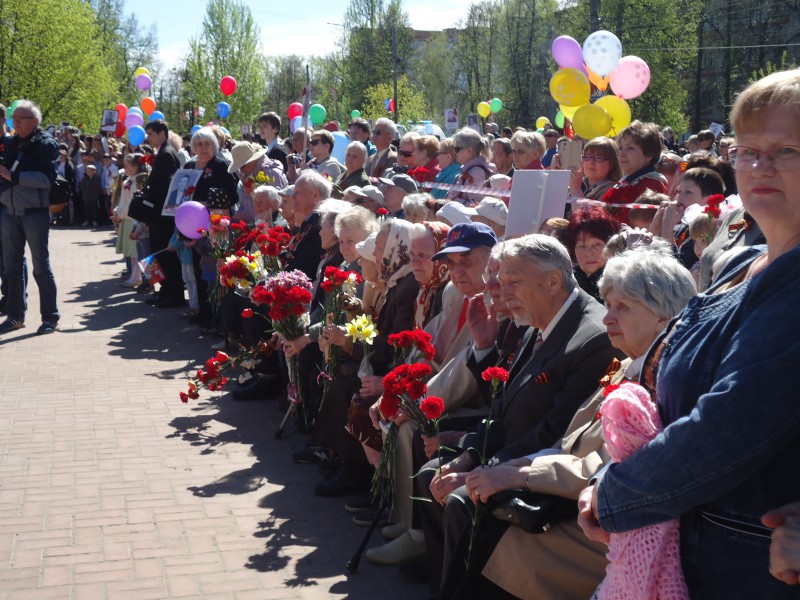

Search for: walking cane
xmin=346 ymin=500 xmax=387 ymax=572
xmin=274 ymin=402 xmax=294 ymax=439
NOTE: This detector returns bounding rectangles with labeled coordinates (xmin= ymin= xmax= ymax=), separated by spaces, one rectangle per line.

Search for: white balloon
xmin=582 ymin=30 xmax=623 ymax=77
xmin=330 ymin=131 xmax=349 ymax=164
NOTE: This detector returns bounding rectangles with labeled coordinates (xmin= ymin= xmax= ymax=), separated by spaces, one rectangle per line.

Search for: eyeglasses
xmin=309 ymin=139 xmax=322 ymax=146
xmin=729 ymin=145 xmax=800 ymax=171
xmin=582 ymin=154 xmax=608 ymax=163
xmin=12 ymin=114 xmax=35 ymax=121
xmin=399 ymin=150 xmax=414 ymax=157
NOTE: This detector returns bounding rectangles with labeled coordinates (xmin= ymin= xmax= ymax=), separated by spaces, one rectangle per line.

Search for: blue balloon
xmin=149 ymin=110 xmax=165 ymax=121
xmin=128 ymin=106 xmax=143 ymax=117
xmin=190 ymin=124 xmax=201 ymax=135
xmin=330 ymin=131 xmax=348 ymax=164
xmin=219 ymin=126 xmax=230 ymax=136
xmin=216 ymin=101 xmax=231 ymax=119
xmin=6 ymin=117 xmax=12 ymax=130
xmin=127 ymin=125 xmax=146 ymax=146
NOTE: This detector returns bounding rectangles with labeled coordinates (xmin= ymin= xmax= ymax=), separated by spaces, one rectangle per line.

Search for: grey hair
xmin=253 ymin=185 xmax=281 ymax=209
xmin=15 ymin=100 xmax=42 ymax=126
xmin=453 ymin=128 xmax=490 ymax=160
xmin=599 ymin=249 xmax=696 ymax=319
xmin=402 ymin=193 xmax=432 ymax=224
xmin=604 ymin=226 xmax=674 ymax=259
xmin=296 ymin=169 xmax=332 ymax=200
xmin=375 ymin=117 xmax=397 ymax=139
xmin=347 ymin=140 xmax=367 ymax=161
xmin=510 ymin=130 xmax=546 ymax=156
xmin=318 ymin=199 xmax=352 ymax=227
xmin=334 ymin=205 xmax=378 ymax=237
xmin=490 ymin=240 xmax=506 ymax=261
xmin=499 ymin=234 xmax=576 ymax=293
xmin=191 ymin=126 xmax=220 ymax=155
xmin=399 ymin=131 xmax=420 ymax=146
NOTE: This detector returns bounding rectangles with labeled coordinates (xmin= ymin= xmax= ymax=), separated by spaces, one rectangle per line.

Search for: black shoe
xmin=145 ymin=294 xmax=160 ymax=305
xmin=313 ymin=469 xmax=368 ymax=498
xmin=319 ymin=455 xmax=343 ymax=476
xmin=352 ymin=507 xmax=389 ymax=527
xmin=344 ymin=493 xmax=374 ymax=514
xmin=398 ymin=561 xmax=431 ymax=583
xmin=292 ymin=446 xmax=328 ymax=465
xmin=157 ymin=298 xmax=187 ymax=309
xmin=231 ymin=375 xmax=278 ymax=401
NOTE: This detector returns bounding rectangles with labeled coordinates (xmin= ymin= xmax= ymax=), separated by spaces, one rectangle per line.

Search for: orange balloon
xmin=140 ymin=97 xmax=157 ymax=115
xmin=585 ymin=65 xmax=610 ymax=92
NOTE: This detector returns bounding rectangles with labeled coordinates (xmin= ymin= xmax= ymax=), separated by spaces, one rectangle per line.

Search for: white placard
xmin=505 ymin=170 xmax=571 ymax=237
xmin=444 ymin=108 xmax=459 ymax=130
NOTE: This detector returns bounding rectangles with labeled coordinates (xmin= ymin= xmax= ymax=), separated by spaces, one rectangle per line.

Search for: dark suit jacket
xmin=465 ymin=290 xmax=621 ymax=463
xmin=148 ymin=142 xmax=180 ymax=211
xmin=333 ymin=168 xmax=370 ymax=197
xmin=366 ymin=148 xmax=397 ymax=178
xmin=283 ymin=212 xmax=323 ymax=282
xmin=371 ymin=272 xmax=420 ymax=376
xmin=268 ymin=145 xmax=288 ymax=172
xmin=184 ymin=155 xmax=238 ymax=208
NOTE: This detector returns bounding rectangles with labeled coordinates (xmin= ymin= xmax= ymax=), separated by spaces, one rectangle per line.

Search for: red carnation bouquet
xmin=388 ymin=329 xmax=436 ymax=363
xmin=250 ymin=270 xmax=313 ymax=406
xmin=318 ymin=266 xmax=363 ymax=393
xmin=232 ymin=223 xmax=291 ymax=274
xmin=179 ymin=341 xmax=273 ymax=403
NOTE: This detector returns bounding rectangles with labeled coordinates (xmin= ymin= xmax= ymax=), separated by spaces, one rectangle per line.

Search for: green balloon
xmin=555 ymin=111 xmax=565 ymax=128
xmin=309 ymin=103 xmax=327 ymax=124
xmin=536 ymin=127 xmax=545 ymax=133
xmin=9 ymin=100 xmax=20 ymax=115
xmin=350 ymin=109 xmax=361 ymax=119
xmin=489 ymin=97 xmax=503 ymax=113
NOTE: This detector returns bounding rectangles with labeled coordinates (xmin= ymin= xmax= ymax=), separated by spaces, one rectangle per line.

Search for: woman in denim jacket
xmin=578 ymin=68 xmax=800 ymax=599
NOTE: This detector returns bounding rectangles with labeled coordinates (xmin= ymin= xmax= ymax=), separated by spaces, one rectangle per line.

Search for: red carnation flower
xmin=377 ymin=208 xmax=388 ymax=216
xmin=420 ymin=396 xmax=445 ymax=420
xmin=180 ymin=392 xmax=189 ymax=403
xmin=603 ymin=383 xmax=621 ymax=397
xmin=242 ymin=308 xmax=254 ymax=318
xmin=481 ymin=367 xmax=510 ymax=383
xmin=214 ymin=351 xmax=229 ymax=363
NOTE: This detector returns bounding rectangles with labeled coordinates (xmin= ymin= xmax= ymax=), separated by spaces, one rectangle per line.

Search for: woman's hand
xmin=430 ymin=471 xmax=469 ymax=505
xmin=283 ymin=334 xmax=311 ymax=358
xmin=763 ymin=502 xmax=800 ymax=585
xmin=661 ymin=201 xmax=682 ymax=242
xmin=359 ymin=375 xmax=383 ymax=400
xmin=466 ymin=464 xmax=530 ymax=504
xmin=368 ymin=398 xmax=383 ymax=430
xmin=568 ymin=167 xmax=584 ymax=197
xmin=422 ymin=430 xmax=463 ymax=459
xmin=322 ymin=324 xmax=347 ymax=347
xmin=577 ymin=484 xmax=610 ymax=545
xmin=111 ymin=215 xmax=121 ymax=224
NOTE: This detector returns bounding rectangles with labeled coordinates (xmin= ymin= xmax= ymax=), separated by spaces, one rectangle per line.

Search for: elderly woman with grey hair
xmin=510 ymin=129 xmax=546 ymax=170
xmin=447 ymin=128 xmax=496 ymax=206
xmin=334 ymin=141 xmax=370 ymax=196
xmin=184 ymin=126 xmax=239 ymax=210
xmin=437 ymin=247 xmax=696 ymax=600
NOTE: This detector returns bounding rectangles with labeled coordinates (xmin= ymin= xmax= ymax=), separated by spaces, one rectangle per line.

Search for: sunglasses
xmin=399 ymin=150 xmax=414 ymax=158
xmin=309 ymin=140 xmax=323 ymax=146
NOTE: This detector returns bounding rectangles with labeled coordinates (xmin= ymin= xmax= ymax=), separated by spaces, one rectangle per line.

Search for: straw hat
xmin=228 ymin=141 xmax=268 ymax=174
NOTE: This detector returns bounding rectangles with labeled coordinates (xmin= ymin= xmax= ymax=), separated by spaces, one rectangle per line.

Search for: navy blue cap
xmin=431 ymin=221 xmax=497 ymax=261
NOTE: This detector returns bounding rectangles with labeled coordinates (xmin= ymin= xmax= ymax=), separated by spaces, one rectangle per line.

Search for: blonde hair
xmin=511 ymin=130 xmax=546 ymax=157
xmin=731 ymin=68 xmax=800 ymax=135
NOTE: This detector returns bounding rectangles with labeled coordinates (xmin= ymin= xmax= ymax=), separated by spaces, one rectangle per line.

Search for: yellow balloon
xmin=477 ymin=101 xmax=491 ymax=118
xmin=549 ymin=68 xmax=591 ymax=107
xmin=572 ymin=104 xmax=612 ymax=139
xmin=594 ymin=95 xmax=631 ymax=135
xmin=559 ymin=104 xmax=580 ymax=121
xmin=133 ymin=67 xmax=150 ymax=79
xmin=535 ymin=116 xmax=550 ymax=129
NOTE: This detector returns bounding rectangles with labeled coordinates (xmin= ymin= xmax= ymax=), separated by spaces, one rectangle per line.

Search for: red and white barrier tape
xmin=573 ymin=199 xmax=659 ymax=210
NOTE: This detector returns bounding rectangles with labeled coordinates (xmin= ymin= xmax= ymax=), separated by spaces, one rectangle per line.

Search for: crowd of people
xmin=0 ymin=67 xmax=799 ymax=600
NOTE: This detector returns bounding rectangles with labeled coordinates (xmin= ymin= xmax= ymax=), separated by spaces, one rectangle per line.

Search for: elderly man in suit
xmin=411 ymin=234 xmax=618 ymax=594
xmin=366 ymin=118 xmax=397 ymax=177
xmin=143 ymin=120 xmax=182 ymax=308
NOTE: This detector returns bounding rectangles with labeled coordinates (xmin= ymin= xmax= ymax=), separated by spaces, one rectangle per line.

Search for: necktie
xmin=457 ymin=297 xmax=469 ymax=332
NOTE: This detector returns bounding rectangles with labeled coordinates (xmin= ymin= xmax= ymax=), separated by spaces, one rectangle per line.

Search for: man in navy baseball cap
xmin=431 ymin=221 xmax=498 ymax=261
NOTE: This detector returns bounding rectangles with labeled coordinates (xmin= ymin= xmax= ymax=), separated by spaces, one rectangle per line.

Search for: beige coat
xmin=481 ymin=360 xmax=630 ymax=600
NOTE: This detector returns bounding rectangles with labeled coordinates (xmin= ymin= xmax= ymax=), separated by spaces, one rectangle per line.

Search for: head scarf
xmin=415 ymin=221 xmax=451 ymax=328
xmin=379 ymin=218 xmax=414 ymax=289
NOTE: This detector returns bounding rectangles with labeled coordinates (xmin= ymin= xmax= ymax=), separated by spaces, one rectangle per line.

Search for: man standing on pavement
xmin=0 ymin=100 xmax=60 ymax=334
xmin=143 ymin=120 xmax=183 ymax=309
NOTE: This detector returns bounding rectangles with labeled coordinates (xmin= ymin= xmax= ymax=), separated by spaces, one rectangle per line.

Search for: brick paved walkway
xmin=0 ymin=227 xmax=426 ymax=599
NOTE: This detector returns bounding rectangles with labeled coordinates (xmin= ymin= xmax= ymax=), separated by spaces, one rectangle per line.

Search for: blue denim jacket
xmin=597 ymin=245 xmax=800 ymax=599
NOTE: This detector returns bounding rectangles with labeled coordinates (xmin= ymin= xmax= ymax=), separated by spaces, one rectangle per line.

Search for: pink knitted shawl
xmin=597 ymin=382 xmax=689 ymax=600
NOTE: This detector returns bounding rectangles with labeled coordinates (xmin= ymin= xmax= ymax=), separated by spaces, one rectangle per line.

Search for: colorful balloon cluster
xmin=549 ymin=32 xmax=650 ymax=139
xmin=286 ymin=101 xmax=329 ymax=133
xmin=475 ymin=98 xmax=503 ymax=118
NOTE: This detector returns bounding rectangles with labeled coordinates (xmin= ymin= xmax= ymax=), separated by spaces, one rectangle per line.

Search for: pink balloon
xmin=175 ymin=201 xmax=210 ymax=240
xmin=551 ymin=36 xmax=584 ymax=69
xmin=609 ymin=56 xmax=651 ymax=100
xmin=124 ymin=112 xmax=144 ymax=128
xmin=288 ymin=102 xmax=303 ymax=119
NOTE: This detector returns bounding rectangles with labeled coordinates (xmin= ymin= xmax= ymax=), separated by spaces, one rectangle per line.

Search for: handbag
xmin=126 ymin=187 xmax=158 ymax=223
xmin=489 ymin=489 xmax=578 ymax=534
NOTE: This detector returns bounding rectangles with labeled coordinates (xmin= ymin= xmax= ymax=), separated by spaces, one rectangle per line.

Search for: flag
xmin=138 ymin=254 xmax=166 ymax=285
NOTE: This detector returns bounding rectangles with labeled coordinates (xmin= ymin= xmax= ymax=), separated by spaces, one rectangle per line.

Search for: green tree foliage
xmin=361 ymin=76 xmax=427 ymax=122
xmin=410 ymin=31 xmax=457 ymax=124
xmin=183 ymin=0 xmax=268 ymax=127
xmin=339 ymin=0 xmax=414 ymax=110
xmin=0 ymin=0 xmax=117 ymax=130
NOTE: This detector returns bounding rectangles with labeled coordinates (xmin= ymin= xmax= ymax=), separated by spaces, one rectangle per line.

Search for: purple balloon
xmin=124 ymin=112 xmax=144 ymax=129
xmin=552 ymin=35 xmax=584 ymax=69
xmin=175 ymin=201 xmax=210 ymax=240
xmin=136 ymin=74 xmax=152 ymax=91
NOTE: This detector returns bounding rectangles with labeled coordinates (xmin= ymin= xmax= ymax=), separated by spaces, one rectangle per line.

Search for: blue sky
xmin=129 ymin=0 xmax=473 ymax=69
